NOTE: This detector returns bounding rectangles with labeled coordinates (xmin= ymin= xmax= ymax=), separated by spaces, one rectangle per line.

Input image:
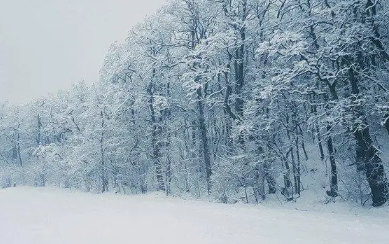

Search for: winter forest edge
xmin=1 ymin=0 xmax=389 ymax=207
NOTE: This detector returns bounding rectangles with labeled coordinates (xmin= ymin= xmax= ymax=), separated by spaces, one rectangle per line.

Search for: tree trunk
xmin=197 ymin=87 xmax=212 ymax=195
xmin=348 ymin=67 xmax=388 ymax=206
xmin=234 ymin=0 xmax=246 ymax=145
xmin=295 ymin=139 xmax=301 ymax=195
xmin=100 ymin=110 xmax=108 ymax=193
xmin=148 ymin=78 xmax=165 ymax=192
xmin=264 ymin=162 xmax=277 ymax=194
xmin=253 ymin=163 xmax=266 ymax=201
xmin=282 ymin=156 xmax=293 ymax=201
xmin=316 ymin=125 xmax=325 ymax=162
xmin=326 ymin=124 xmax=338 ymax=197
xmin=324 ymin=86 xmax=339 ymax=198
xmin=37 ymin=114 xmax=42 ymax=145
xmin=17 ymin=133 xmax=23 ymax=167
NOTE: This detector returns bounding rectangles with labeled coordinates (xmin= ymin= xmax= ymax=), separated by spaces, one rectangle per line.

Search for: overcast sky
xmin=0 ymin=0 xmax=166 ymax=104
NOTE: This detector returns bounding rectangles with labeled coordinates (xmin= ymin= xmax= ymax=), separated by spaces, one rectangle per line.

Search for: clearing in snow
xmin=0 ymin=187 xmax=389 ymax=244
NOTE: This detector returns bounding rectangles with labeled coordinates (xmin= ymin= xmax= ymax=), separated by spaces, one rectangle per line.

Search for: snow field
xmin=0 ymin=187 xmax=388 ymax=244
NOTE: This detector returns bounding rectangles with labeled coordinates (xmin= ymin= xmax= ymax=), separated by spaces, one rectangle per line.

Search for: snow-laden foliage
xmin=0 ymin=0 xmax=389 ymax=206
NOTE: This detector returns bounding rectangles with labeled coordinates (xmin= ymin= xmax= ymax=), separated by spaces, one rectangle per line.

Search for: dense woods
xmin=1 ymin=0 xmax=389 ymax=206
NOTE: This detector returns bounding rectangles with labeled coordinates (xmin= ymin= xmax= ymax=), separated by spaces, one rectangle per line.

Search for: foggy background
xmin=0 ymin=0 xmax=166 ymax=104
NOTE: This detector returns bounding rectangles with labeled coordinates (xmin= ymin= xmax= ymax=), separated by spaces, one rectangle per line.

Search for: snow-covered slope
xmin=0 ymin=187 xmax=388 ymax=244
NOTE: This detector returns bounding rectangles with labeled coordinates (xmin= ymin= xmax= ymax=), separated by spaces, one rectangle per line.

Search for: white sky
xmin=0 ymin=0 xmax=166 ymax=104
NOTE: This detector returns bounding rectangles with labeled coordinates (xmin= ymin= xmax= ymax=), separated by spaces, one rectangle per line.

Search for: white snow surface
xmin=1 ymin=187 xmax=389 ymax=244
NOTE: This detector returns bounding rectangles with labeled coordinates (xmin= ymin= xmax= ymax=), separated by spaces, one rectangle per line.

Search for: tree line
xmin=1 ymin=0 xmax=389 ymax=206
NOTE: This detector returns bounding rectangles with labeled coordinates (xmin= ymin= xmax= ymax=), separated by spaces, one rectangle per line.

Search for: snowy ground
xmin=0 ymin=187 xmax=389 ymax=244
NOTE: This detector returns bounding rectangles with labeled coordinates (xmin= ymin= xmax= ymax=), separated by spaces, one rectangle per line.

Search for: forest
xmin=0 ymin=0 xmax=388 ymax=207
